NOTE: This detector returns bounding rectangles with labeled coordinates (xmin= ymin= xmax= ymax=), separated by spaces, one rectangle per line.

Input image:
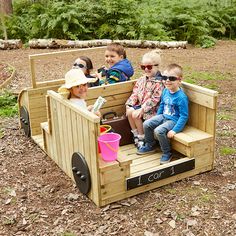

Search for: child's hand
xmin=87 ymin=105 xmax=101 ymax=117
xmin=95 ymin=71 xmax=102 ymax=80
xmin=167 ymin=130 xmax=176 ymax=138
xmin=87 ymin=105 xmax=93 ymax=111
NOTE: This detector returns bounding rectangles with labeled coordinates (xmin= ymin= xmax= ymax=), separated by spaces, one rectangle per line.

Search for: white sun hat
xmin=64 ymin=68 xmax=97 ymax=89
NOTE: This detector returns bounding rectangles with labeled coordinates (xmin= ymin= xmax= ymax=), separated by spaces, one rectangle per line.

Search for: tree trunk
xmin=0 ymin=0 xmax=13 ymax=15
xmin=0 ymin=39 xmax=22 ymax=49
xmin=29 ymin=39 xmax=187 ymax=49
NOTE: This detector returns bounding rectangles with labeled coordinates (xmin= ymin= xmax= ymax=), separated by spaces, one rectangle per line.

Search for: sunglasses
xmin=161 ymin=75 xmax=181 ymax=81
xmin=140 ymin=64 xmax=159 ymax=70
xmin=73 ymin=63 xmax=86 ymax=69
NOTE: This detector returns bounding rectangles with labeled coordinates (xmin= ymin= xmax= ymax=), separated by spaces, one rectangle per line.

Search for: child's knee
xmin=154 ymin=127 xmax=166 ymax=136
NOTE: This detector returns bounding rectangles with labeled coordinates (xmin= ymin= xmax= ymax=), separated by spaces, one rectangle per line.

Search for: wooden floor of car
xmin=118 ymin=144 xmax=185 ymax=177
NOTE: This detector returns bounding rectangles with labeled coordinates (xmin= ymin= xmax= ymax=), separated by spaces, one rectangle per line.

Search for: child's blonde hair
xmin=106 ymin=42 xmax=127 ymax=59
xmin=166 ymin=63 xmax=183 ymax=78
xmin=58 ymin=86 xmax=70 ymax=99
xmin=142 ymin=49 xmax=162 ymax=65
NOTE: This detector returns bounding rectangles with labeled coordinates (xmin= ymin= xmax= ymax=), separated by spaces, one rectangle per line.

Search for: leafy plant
xmin=220 ymin=147 xmax=236 ymax=156
xmin=0 ymin=90 xmax=18 ymax=117
xmin=1 ymin=0 xmax=236 ymax=46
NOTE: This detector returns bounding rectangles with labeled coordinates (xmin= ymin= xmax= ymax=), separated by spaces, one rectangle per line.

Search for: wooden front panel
xmin=46 ymin=91 xmax=101 ymax=206
xmin=27 ymin=85 xmax=62 ymax=136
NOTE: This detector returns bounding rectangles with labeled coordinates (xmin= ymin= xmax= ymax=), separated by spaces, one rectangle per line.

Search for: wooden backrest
xmin=86 ymin=80 xmax=137 ymax=116
xmin=181 ymin=82 xmax=218 ymax=136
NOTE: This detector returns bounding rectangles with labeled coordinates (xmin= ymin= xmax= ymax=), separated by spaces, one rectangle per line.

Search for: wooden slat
xmin=198 ymin=106 xmax=207 ymax=131
xmin=182 ymin=82 xmax=218 ymax=109
xmin=206 ymin=108 xmax=217 ymax=136
xmin=100 ymin=167 xmax=126 ymax=185
xmin=87 ymin=92 xmax=131 ymax=109
xmin=86 ymin=80 xmax=136 ymax=100
xmin=188 ymin=102 xmax=199 ymax=128
xmin=31 ymin=134 xmax=44 ymax=149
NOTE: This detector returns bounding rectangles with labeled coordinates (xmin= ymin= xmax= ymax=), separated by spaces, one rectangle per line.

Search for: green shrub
xmin=1 ymin=0 xmax=236 ymax=46
xmin=0 ymin=90 xmax=18 ymax=117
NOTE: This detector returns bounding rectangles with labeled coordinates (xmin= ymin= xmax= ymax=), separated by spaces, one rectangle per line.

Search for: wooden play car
xmin=18 ymin=48 xmax=218 ymax=206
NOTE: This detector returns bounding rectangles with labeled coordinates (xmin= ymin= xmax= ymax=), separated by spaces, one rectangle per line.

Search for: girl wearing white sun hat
xmin=58 ymin=69 xmax=99 ymax=113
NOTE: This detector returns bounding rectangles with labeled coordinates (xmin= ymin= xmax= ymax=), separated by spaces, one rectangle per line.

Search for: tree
xmin=0 ymin=0 xmax=13 ymax=15
xmin=0 ymin=0 xmax=13 ymax=39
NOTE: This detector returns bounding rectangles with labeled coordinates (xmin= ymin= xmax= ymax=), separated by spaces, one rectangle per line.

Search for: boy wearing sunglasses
xmin=126 ymin=50 xmax=164 ymax=148
xmin=137 ymin=64 xmax=189 ymax=165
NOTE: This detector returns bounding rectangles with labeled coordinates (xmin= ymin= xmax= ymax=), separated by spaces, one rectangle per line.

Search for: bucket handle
xmin=104 ymin=142 xmax=118 ymax=153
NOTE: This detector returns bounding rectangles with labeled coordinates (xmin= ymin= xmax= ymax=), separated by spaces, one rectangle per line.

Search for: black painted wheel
xmin=19 ymin=106 xmax=30 ymax=137
xmin=71 ymin=152 xmax=91 ymax=195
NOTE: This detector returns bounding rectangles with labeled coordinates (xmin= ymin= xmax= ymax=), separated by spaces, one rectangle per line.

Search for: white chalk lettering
xmin=148 ymin=170 xmax=165 ymax=182
xmin=170 ymin=166 xmax=175 ymax=175
xmin=137 ymin=175 xmax=142 ymax=186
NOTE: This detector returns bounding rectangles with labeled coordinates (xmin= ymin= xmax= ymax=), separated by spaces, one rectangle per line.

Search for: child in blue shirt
xmin=98 ymin=43 xmax=134 ymax=84
xmin=137 ymin=64 xmax=189 ymax=164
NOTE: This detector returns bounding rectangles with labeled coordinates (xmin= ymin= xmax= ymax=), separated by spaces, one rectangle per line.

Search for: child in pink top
xmin=126 ymin=50 xmax=164 ymax=147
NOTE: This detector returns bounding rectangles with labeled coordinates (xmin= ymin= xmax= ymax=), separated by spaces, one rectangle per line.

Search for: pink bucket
xmin=98 ymin=133 xmax=121 ymax=162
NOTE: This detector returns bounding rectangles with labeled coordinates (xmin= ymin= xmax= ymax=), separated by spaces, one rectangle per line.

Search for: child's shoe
xmin=133 ymin=136 xmax=139 ymax=147
xmin=137 ymin=138 xmax=145 ymax=148
xmin=137 ymin=144 xmax=157 ymax=155
xmin=160 ymin=153 xmax=172 ymax=164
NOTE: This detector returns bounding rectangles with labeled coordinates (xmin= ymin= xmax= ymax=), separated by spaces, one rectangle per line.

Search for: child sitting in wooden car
xmin=125 ymin=50 xmax=164 ymax=148
xmin=58 ymin=68 xmax=100 ymax=116
xmin=73 ymin=56 xmax=99 ymax=87
xmin=137 ymin=64 xmax=189 ymax=164
xmin=97 ymin=42 xmax=134 ymax=85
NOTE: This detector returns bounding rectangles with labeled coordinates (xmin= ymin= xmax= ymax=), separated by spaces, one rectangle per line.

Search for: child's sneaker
xmin=133 ymin=136 xmax=139 ymax=147
xmin=160 ymin=153 xmax=172 ymax=164
xmin=137 ymin=144 xmax=157 ymax=155
xmin=137 ymin=138 xmax=145 ymax=149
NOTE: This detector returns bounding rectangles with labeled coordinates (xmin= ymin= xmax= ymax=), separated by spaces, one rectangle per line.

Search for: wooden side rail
xmin=29 ymin=47 xmax=106 ymax=89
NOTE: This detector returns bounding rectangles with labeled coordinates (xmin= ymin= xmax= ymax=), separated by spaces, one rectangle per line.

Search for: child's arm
xmin=125 ymin=79 xmax=142 ymax=107
xmin=106 ymin=70 xmax=122 ymax=84
xmin=142 ymin=83 xmax=163 ymax=114
xmin=168 ymin=96 xmax=189 ymax=137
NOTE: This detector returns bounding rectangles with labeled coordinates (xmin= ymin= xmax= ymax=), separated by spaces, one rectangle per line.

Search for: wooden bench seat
xmin=173 ymin=126 xmax=213 ymax=146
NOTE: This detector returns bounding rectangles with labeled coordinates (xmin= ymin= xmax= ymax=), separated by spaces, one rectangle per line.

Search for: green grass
xmin=217 ymin=113 xmax=233 ymax=121
xmin=0 ymin=90 xmax=18 ymax=117
xmin=217 ymin=130 xmax=236 ymax=137
xmin=60 ymin=232 xmax=76 ymax=236
xmin=183 ymin=66 xmax=232 ymax=86
xmin=220 ymin=147 xmax=236 ymax=156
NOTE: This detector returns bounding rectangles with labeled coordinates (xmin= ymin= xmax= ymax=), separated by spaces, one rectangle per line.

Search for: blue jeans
xmin=143 ymin=114 xmax=176 ymax=154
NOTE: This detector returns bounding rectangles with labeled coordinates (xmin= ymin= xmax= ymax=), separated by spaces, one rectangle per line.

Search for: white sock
xmin=138 ymin=134 xmax=145 ymax=140
xmin=131 ymin=129 xmax=138 ymax=137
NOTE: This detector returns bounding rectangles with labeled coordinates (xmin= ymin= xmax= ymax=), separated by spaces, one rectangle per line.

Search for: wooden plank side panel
xmin=88 ymin=121 xmax=101 ymax=206
xmin=188 ymin=102 xmax=199 ymax=128
xmin=101 ymin=164 xmax=213 ymax=206
xmin=81 ymin=117 xmax=93 ymax=200
xmin=198 ymin=106 xmax=207 ymax=131
xmin=206 ymin=107 xmax=217 ymax=136
xmin=64 ymin=105 xmax=74 ymax=179
xmin=182 ymin=82 xmax=218 ymax=109
xmin=49 ymin=98 xmax=60 ymax=166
